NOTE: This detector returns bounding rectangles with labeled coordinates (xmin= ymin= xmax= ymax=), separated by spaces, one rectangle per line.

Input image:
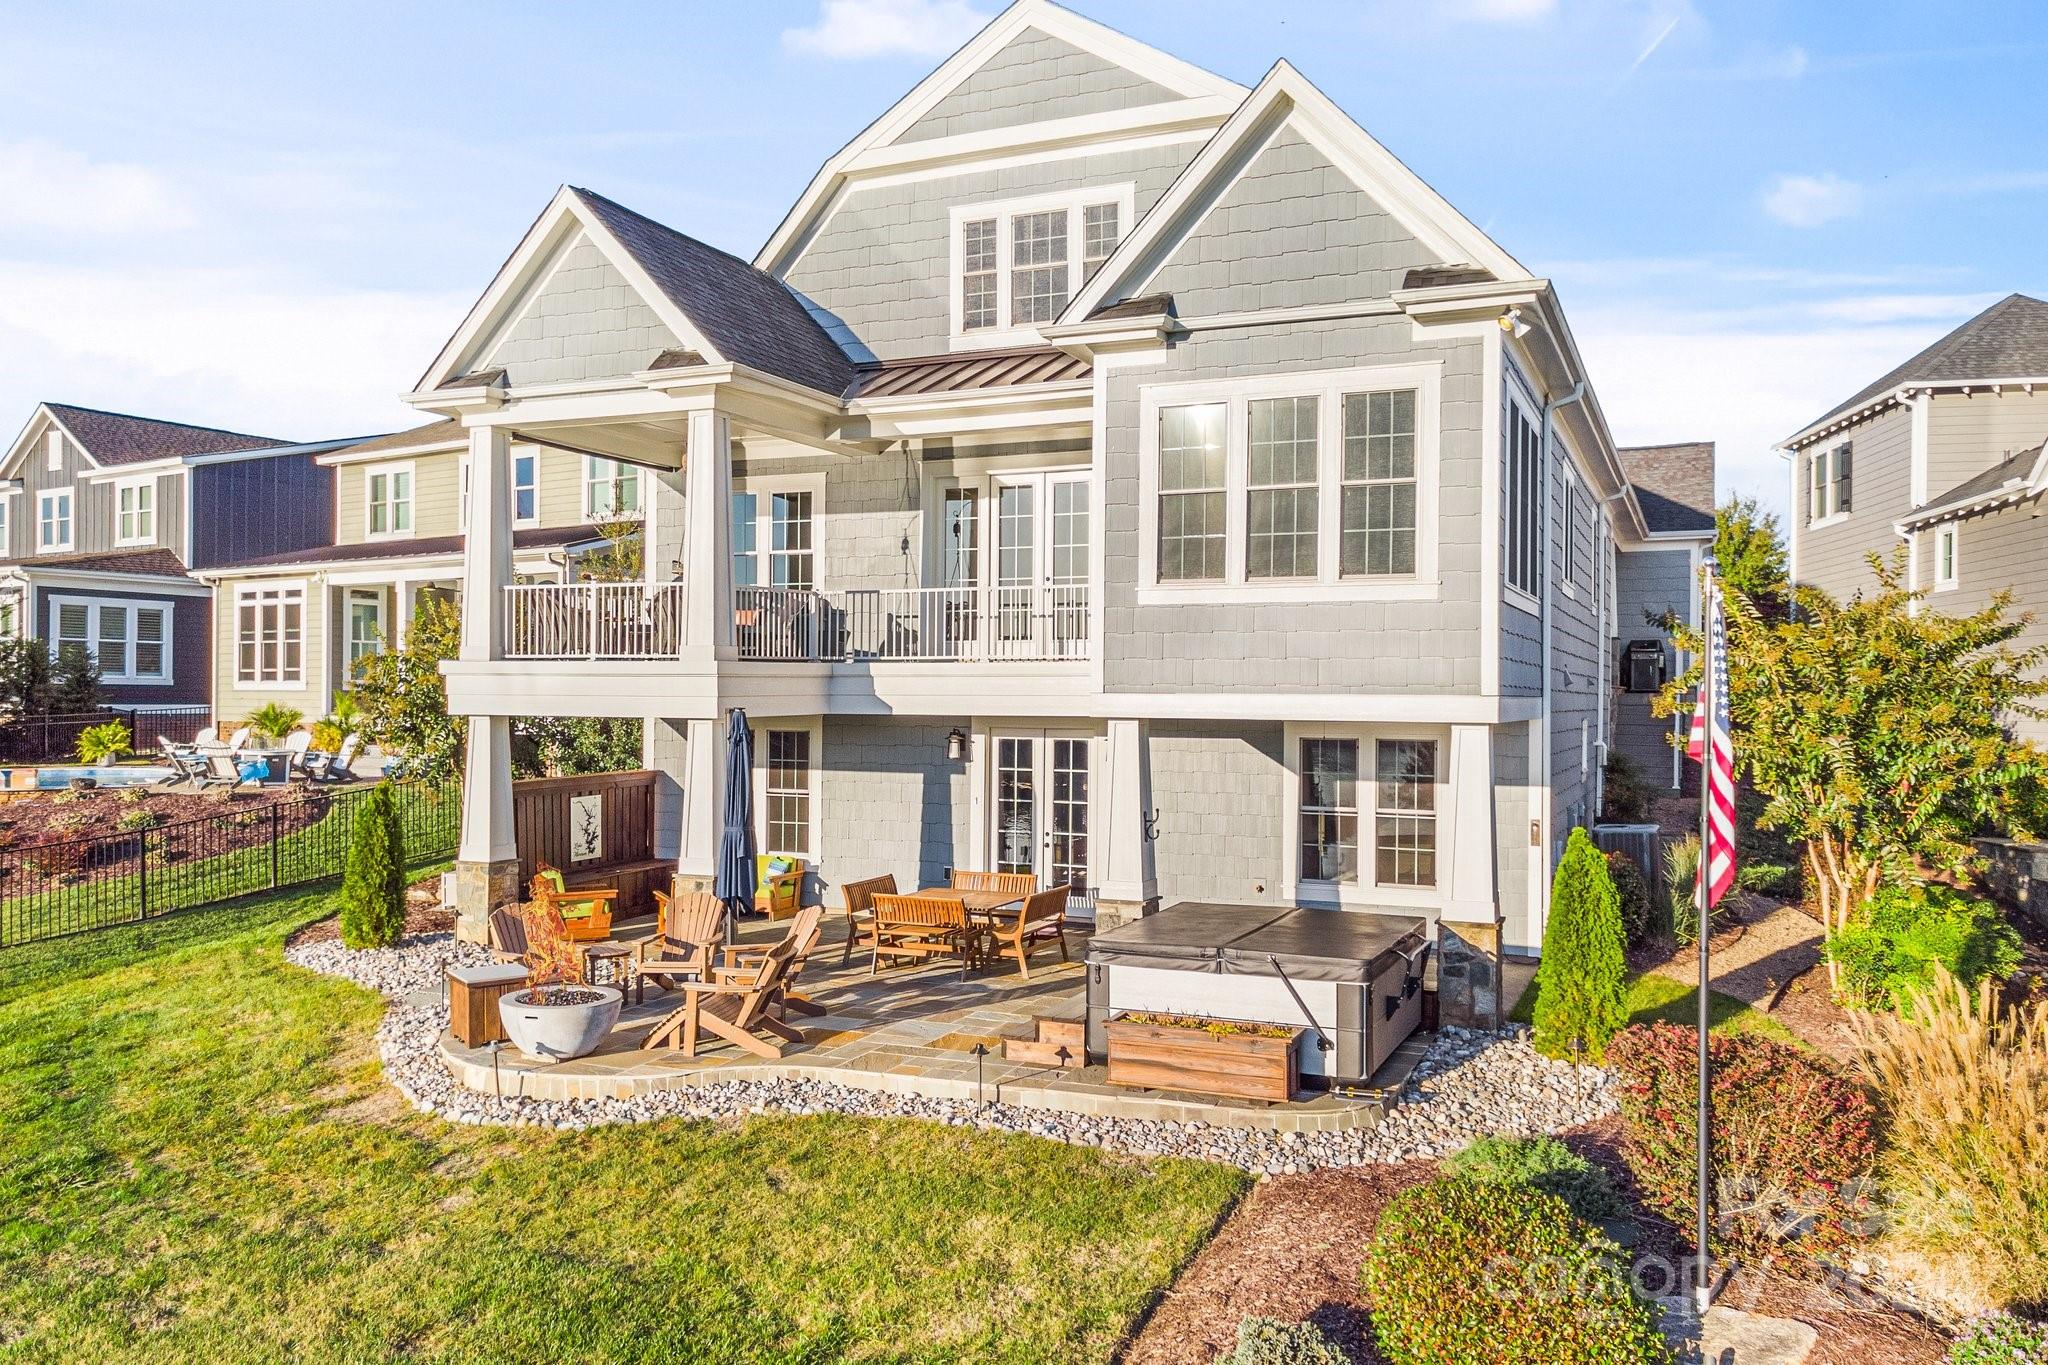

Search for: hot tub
xmin=1086 ymin=903 xmax=1431 ymax=1088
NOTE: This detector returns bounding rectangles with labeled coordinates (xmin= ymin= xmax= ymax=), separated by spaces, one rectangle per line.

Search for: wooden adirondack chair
xmin=982 ymin=885 xmax=1071 ymax=982
xmin=530 ymin=862 xmax=615 ymax=942
xmin=631 ymin=888 xmax=727 ymax=1003
xmin=755 ymin=856 xmax=805 ymax=919
xmin=838 ymin=873 xmax=897 ymax=965
xmin=870 ymin=892 xmax=975 ymax=978
xmin=949 ymin=869 xmax=1037 ymax=897
xmin=715 ymin=905 xmax=824 ymax=1018
xmin=640 ymin=937 xmax=802 ymax=1058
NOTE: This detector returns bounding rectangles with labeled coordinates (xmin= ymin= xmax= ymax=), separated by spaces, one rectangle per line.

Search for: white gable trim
xmin=1062 ymin=61 xmax=1528 ymax=327
xmin=413 ymin=187 xmax=722 ymax=397
xmin=757 ymin=0 xmax=1245 ymax=276
xmin=0 ymin=405 xmax=99 ymax=482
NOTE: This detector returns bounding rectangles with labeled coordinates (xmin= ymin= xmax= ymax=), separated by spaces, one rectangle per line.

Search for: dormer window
xmin=950 ymin=186 xmax=1132 ymax=347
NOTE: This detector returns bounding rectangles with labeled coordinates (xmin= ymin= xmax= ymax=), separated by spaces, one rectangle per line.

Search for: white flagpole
xmin=1695 ymin=555 xmax=1717 ymax=1312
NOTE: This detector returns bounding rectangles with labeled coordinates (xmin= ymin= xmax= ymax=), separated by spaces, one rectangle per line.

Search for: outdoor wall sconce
xmin=946 ymin=728 xmax=967 ymax=761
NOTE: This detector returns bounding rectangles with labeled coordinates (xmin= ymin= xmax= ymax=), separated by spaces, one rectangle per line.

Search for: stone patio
xmin=440 ymin=915 xmax=1423 ymax=1133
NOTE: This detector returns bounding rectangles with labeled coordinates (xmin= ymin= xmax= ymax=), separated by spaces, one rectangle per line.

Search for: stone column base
xmin=1437 ymin=918 xmax=1505 ymax=1029
xmin=671 ymin=872 xmax=714 ymax=897
xmin=452 ymin=858 xmax=524 ymax=945
xmin=1092 ymin=896 xmax=1158 ymax=932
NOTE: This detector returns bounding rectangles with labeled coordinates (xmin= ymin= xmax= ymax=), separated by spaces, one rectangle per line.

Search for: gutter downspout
xmin=1540 ymin=381 xmax=1586 ymax=939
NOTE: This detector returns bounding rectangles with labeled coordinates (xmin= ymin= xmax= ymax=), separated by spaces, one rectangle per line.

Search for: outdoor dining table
xmin=913 ymin=887 xmax=1029 ymax=972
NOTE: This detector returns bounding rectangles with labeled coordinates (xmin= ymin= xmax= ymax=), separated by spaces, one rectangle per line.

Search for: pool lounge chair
xmin=304 ymin=736 xmax=360 ymax=784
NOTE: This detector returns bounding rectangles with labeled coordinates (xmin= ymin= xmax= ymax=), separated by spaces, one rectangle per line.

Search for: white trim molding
xmin=46 ymin=592 xmax=176 ymax=686
xmin=36 ymin=486 xmax=74 ymax=553
xmin=363 ymin=460 xmax=416 ymax=541
xmin=112 ymin=474 xmax=157 ymax=548
xmin=946 ymin=183 xmax=1135 ymax=351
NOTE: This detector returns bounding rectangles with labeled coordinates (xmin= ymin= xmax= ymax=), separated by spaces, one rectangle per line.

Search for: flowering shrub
xmin=1363 ymin=1176 xmax=1668 ymax=1364
xmin=1606 ymin=1022 xmax=1876 ymax=1258
xmin=1950 ymin=1312 xmax=2048 ymax=1364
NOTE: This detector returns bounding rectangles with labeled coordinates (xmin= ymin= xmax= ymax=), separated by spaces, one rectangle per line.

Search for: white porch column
xmin=392 ymin=579 xmax=419 ymax=648
xmin=1097 ymin=718 xmax=1158 ymax=928
xmin=1438 ymin=722 xmax=1504 ymax=1028
xmin=452 ymin=714 xmax=519 ymax=943
xmin=680 ymin=410 xmax=733 ymax=656
xmin=673 ymin=716 xmax=725 ymax=892
xmin=460 ymin=425 xmax=511 ymax=662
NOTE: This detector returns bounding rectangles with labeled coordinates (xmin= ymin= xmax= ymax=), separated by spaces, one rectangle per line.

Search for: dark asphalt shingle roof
xmin=1617 ymin=442 xmax=1716 ymax=534
xmin=225 ymin=524 xmax=612 ymax=570
xmin=327 ymin=420 xmax=466 ymax=459
xmin=572 ymin=188 xmax=856 ymax=399
xmin=1800 ymin=293 xmax=2048 ymax=435
xmin=0 ymin=546 xmax=191 ymax=577
xmin=1920 ymin=438 xmax=2046 ymax=515
xmin=43 ymin=404 xmax=294 ymax=467
xmin=1087 ymin=293 xmax=1175 ymax=321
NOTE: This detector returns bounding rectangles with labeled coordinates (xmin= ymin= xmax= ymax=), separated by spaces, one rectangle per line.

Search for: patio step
xmin=1002 ymin=1016 xmax=1086 ymax=1069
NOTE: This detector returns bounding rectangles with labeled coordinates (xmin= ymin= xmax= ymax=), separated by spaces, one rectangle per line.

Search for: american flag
xmin=1686 ymin=578 xmax=1737 ymax=908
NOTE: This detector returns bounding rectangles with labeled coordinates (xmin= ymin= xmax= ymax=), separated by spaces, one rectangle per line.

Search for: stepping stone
xmin=1658 ymin=1297 xmax=1818 ymax=1364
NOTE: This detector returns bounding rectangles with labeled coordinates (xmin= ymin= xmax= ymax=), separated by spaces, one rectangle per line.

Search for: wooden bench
xmin=548 ymin=857 xmax=672 ymax=922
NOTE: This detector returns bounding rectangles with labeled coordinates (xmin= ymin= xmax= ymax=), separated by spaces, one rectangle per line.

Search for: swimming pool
xmin=1 ymin=765 xmax=177 ymax=791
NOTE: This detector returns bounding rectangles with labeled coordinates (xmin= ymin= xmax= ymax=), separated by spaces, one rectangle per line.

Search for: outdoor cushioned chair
xmin=949 ymin=869 xmax=1037 ymax=897
xmin=838 ymin=872 xmax=898 ymax=965
xmin=755 ymin=855 xmax=804 ymax=919
xmin=870 ymin=892 xmax=975 ymax=979
xmin=640 ymin=936 xmax=802 ymax=1058
xmin=715 ymin=904 xmax=825 ymax=1018
xmin=530 ymin=862 xmax=615 ymax=942
xmin=631 ymin=888 xmax=727 ymax=1003
xmin=982 ymin=885 xmax=1071 ymax=983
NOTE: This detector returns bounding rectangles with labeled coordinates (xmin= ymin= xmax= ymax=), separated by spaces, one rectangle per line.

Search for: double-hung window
xmin=115 ymin=478 xmax=155 ymax=546
xmin=1299 ymin=738 xmax=1360 ymax=883
xmin=1808 ymin=443 xmax=1851 ymax=523
xmin=1374 ymin=740 xmax=1438 ymax=887
xmin=459 ymin=449 xmax=540 ymax=527
xmin=731 ymin=484 xmax=819 ymax=592
xmin=583 ymin=457 xmax=641 ymax=520
xmin=1503 ymin=385 xmax=1541 ymax=599
xmin=49 ymin=596 xmax=170 ymax=684
xmin=1143 ymin=364 xmax=1439 ymax=598
xmin=365 ymin=463 xmax=413 ymax=538
xmin=763 ymin=728 xmax=812 ymax=855
xmin=1296 ymin=735 xmax=1439 ymax=893
xmin=346 ymin=588 xmax=386 ymax=673
xmin=951 ymin=187 xmax=1131 ymax=342
xmin=1934 ymin=525 xmax=1959 ymax=591
xmin=37 ymin=488 xmax=72 ymax=552
xmin=236 ymin=583 xmax=305 ymax=685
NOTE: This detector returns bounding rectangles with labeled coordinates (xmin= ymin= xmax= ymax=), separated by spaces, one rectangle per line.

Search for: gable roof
xmin=5 ymin=403 xmax=293 ymax=476
xmin=1061 ymin=60 xmax=1529 ymax=326
xmin=1788 ymin=293 xmax=2048 ymax=445
xmin=1898 ymin=437 xmax=2048 ymax=533
xmin=1616 ymin=443 xmax=1716 ymax=535
xmin=757 ymin=0 xmax=1245 ymax=277
xmin=318 ymin=420 xmax=466 ymax=464
xmin=0 ymin=545 xmax=191 ymax=578
xmin=570 ymin=189 xmax=855 ymax=398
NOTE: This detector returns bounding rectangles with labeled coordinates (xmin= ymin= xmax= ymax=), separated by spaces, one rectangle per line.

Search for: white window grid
xmin=365 ymin=463 xmax=414 ymax=538
xmin=947 ymin=186 xmax=1133 ymax=345
xmin=236 ymin=583 xmax=305 ymax=685
xmin=38 ymin=488 xmax=72 ymax=552
xmin=1341 ymin=389 xmax=1418 ymax=578
xmin=49 ymin=595 xmax=171 ymax=683
xmin=1935 ymin=526 xmax=1959 ymax=590
xmin=115 ymin=478 xmax=155 ymax=546
xmin=1156 ymin=403 xmax=1228 ymax=583
xmin=583 ymin=457 xmax=642 ymax=521
xmin=764 ymin=728 xmax=812 ymax=856
xmin=1246 ymin=395 xmax=1319 ymax=580
xmin=960 ymin=218 xmax=998 ymax=332
xmin=1373 ymin=738 xmax=1438 ymax=888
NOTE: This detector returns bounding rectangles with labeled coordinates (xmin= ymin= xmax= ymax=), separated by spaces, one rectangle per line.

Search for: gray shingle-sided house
xmin=1783 ymin=292 xmax=2048 ymax=738
xmin=0 ymin=403 xmax=354 ymax=707
xmin=1611 ymin=443 xmax=1716 ymax=791
xmin=399 ymin=0 xmax=1697 ymax=1023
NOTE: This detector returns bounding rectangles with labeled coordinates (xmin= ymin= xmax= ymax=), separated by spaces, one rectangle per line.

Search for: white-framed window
xmin=115 ymin=477 xmax=155 ymax=547
xmin=1291 ymin=731 xmax=1442 ymax=895
xmin=1934 ymin=525 xmax=1959 ymax=591
xmin=364 ymin=462 xmax=414 ymax=539
xmin=0 ymin=496 xmax=10 ymax=556
xmin=763 ymin=727 xmax=813 ymax=855
xmin=1372 ymin=738 xmax=1439 ymax=888
xmin=1503 ymin=381 xmax=1542 ymax=603
xmin=235 ymin=582 xmax=305 ymax=686
xmin=48 ymin=595 xmax=173 ymax=684
xmin=37 ymin=488 xmax=72 ymax=552
xmin=731 ymin=479 xmax=821 ymax=591
xmin=583 ymin=456 xmax=642 ymax=521
xmin=459 ymin=448 xmax=541 ymax=528
xmin=346 ymin=588 xmax=386 ymax=674
xmin=1138 ymin=363 xmax=1441 ymax=602
xmin=1809 ymin=442 xmax=1852 ymax=524
xmin=948 ymin=185 xmax=1134 ymax=346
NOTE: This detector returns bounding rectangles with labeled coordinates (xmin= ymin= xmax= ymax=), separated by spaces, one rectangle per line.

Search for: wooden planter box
xmin=1105 ymin=1016 xmax=1303 ymax=1104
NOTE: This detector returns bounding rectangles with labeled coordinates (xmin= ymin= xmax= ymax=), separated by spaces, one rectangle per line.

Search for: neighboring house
xmin=1611 ymin=443 xmax=1717 ymax=792
xmin=196 ymin=419 xmax=626 ymax=722
xmin=0 ymin=402 xmax=349 ymax=707
xmin=1783 ymin=292 xmax=2048 ymax=738
xmin=385 ymin=0 xmax=1693 ymax=1020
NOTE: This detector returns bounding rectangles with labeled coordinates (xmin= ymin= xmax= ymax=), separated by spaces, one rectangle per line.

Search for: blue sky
xmin=2 ymin=0 xmax=2044 ymax=518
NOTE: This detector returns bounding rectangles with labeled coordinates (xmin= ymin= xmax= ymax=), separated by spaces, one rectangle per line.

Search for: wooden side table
xmin=581 ymin=942 xmax=634 ymax=992
xmin=448 ymin=963 xmax=531 ymax=1047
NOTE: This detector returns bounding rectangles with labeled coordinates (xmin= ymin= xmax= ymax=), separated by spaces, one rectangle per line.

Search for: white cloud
xmin=1762 ymin=172 xmax=1865 ymax=228
xmin=0 ymin=139 xmax=196 ymax=236
xmin=1447 ymin=0 xmax=1559 ymax=20
xmin=1804 ymin=291 xmax=2002 ymax=324
xmin=782 ymin=0 xmax=991 ymax=60
xmin=0 ymin=260 xmax=465 ymax=438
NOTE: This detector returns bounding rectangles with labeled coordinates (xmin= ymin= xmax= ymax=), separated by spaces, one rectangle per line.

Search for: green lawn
xmin=0 ymin=879 xmax=1245 ymax=1363
xmin=1510 ymin=969 xmax=1800 ymax=1045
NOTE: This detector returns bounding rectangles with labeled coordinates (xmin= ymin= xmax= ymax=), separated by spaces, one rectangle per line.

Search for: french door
xmin=990 ymin=731 xmax=1092 ymax=898
xmin=991 ymin=471 xmax=1089 ymax=656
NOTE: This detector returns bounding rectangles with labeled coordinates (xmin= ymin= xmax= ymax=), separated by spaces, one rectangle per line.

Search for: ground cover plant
xmin=0 ymin=877 xmax=1246 ymax=1363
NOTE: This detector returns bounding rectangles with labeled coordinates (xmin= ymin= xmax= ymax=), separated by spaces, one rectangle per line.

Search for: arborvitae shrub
xmin=338 ymin=785 xmax=408 ymax=949
xmin=1532 ymin=827 xmax=1630 ymax=1062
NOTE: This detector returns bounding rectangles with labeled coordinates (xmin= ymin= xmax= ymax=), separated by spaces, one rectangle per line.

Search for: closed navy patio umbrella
xmin=713 ymin=708 xmax=756 ymax=944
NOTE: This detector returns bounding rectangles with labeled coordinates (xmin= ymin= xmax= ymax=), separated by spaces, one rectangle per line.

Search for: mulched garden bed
xmin=1124 ymin=1118 xmax=1951 ymax=1365
xmin=287 ymin=877 xmax=451 ymax=948
xmin=0 ymin=784 xmax=331 ymax=894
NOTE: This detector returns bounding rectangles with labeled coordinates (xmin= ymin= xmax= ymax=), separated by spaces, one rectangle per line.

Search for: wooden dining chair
xmin=983 ymin=885 xmax=1071 ymax=982
xmin=949 ymin=869 xmax=1037 ymax=897
xmin=870 ymin=892 xmax=975 ymax=979
xmin=838 ymin=873 xmax=898 ymax=965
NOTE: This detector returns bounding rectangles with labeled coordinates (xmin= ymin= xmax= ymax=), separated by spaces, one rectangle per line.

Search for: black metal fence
xmin=0 ymin=781 xmax=461 ymax=948
xmin=0 ymin=706 xmax=212 ymax=764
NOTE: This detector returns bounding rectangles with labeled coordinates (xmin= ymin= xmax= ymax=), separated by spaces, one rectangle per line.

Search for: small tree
xmin=338 ymin=784 xmax=408 ymax=949
xmin=1714 ymin=494 xmax=1789 ymax=620
xmin=1532 ymin=827 xmax=1630 ymax=1062
xmin=1658 ymin=552 xmax=2048 ymax=983
xmin=49 ymin=643 xmax=103 ymax=714
xmin=0 ymin=638 xmax=53 ymax=719
xmin=351 ymin=595 xmax=465 ymax=785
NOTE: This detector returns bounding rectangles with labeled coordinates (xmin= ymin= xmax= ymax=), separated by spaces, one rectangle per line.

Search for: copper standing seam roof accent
xmin=851 ymin=347 xmax=1092 ymax=400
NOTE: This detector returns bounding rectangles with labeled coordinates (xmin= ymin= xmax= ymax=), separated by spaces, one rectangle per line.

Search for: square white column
xmin=675 ymin=716 xmax=726 ymax=879
xmin=1442 ymin=722 xmax=1498 ymax=923
xmin=460 ymin=425 xmax=512 ymax=662
xmin=681 ymin=410 xmax=733 ymax=656
xmin=1098 ymin=717 xmax=1158 ymax=910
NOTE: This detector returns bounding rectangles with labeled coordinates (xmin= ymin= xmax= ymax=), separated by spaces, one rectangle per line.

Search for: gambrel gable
xmin=1063 ymin=61 xmax=1532 ymax=325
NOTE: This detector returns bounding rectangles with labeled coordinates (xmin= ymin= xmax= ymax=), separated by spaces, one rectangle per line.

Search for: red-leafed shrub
xmin=1606 ymin=1022 xmax=1877 ymax=1258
